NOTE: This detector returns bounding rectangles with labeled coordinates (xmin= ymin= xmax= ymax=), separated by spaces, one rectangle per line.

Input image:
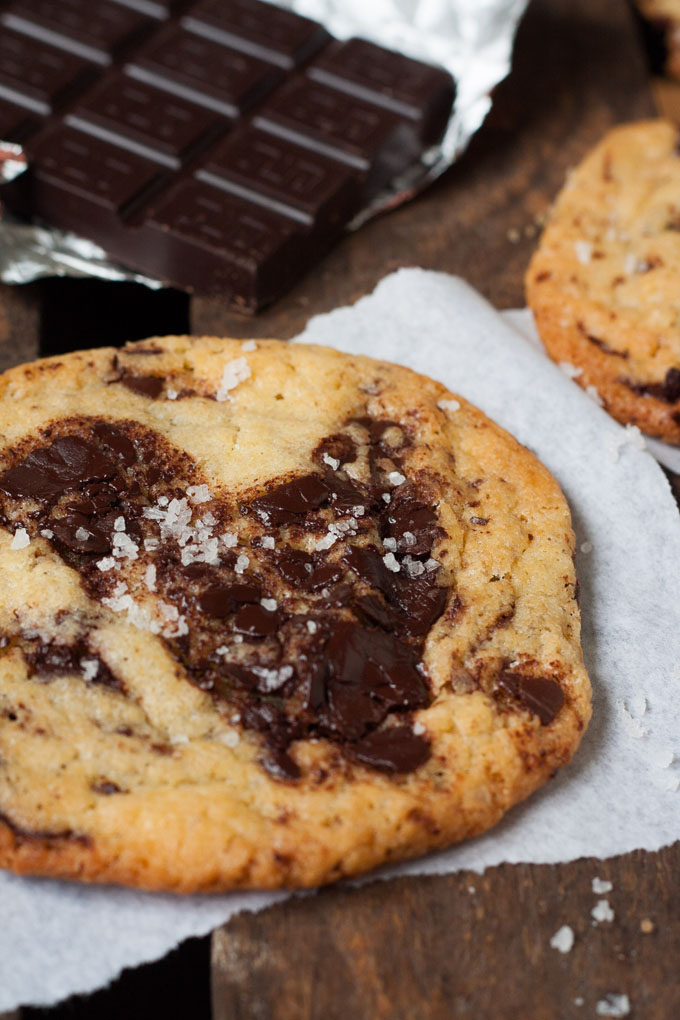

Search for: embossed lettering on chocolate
xmin=0 ymin=0 xmax=455 ymax=309
xmin=0 ymin=336 xmax=591 ymax=891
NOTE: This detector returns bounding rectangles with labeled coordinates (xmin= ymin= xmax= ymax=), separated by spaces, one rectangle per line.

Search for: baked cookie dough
xmin=526 ymin=119 xmax=680 ymax=443
xmin=0 ymin=337 xmax=591 ymax=891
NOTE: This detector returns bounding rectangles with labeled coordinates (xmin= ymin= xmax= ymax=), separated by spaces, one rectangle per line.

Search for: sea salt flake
xmin=592 ymin=877 xmax=613 ymax=894
xmin=549 ymin=925 xmax=574 ymax=953
xmin=586 ymin=384 xmax=604 ymax=407
xmin=215 ymin=357 xmax=251 ymax=401
xmin=113 ymin=532 xmax=139 ymax=560
xmin=383 ymin=537 xmax=397 ymax=552
xmin=387 ymin=471 xmax=406 ymax=486
xmin=10 ymin=528 xmax=30 ymax=550
xmin=144 ymin=538 xmax=159 ymax=551
xmin=596 ymin=993 xmax=630 ymax=1017
xmin=40 ymin=528 xmax=54 ymax=539
xmin=235 ymin=554 xmax=249 ymax=574
xmin=80 ymin=658 xmax=99 ymax=682
xmin=438 ymin=398 xmax=460 ymax=413
xmin=592 ymin=899 xmax=615 ymax=923
xmin=403 ymin=556 xmax=426 ymax=577
xmin=75 ymin=527 xmax=90 ymax=543
xmin=307 ymin=620 xmax=317 ymax=634
xmin=261 ymin=536 xmax=275 ymax=549
xmin=616 ymin=700 xmax=648 ymax=739
xmin=628 ymin=694 xmax=647 ymax=717
xmin=574 ymin=240 xmax=593 ymax=264
xmin=382 ymin=493 xmax=391 ymax=503
xmin=252 ymin=664 xmax=294 ymax=693
xmin=158 ymin=496 xmax=169 ymax=507
xmin=241 ymin=339 xmax=257 ymax=352
xmin=187 ymin=484 xmax=212 ymax=504
xmin=382 ymin=552 xmax=400 ymax=573
xmin=218 ymin=730 xmax=240 ymax=748
xmin=260 ymin=598 xmax=277 ymax=612
xmin=222 ymin=532 xmax=238 ymax=548
xmin=559 ymin=361 xmax=583 ymax=380
xmin=144 ymin=564 xmax=157 ymax=592
xmin=322 ymin=452 xmax=340 ymax=470
xmin=315 ymin=532 xmax=337 ymax=551
xmin=352 ymin=505 xmax=365 ymax=516
xmin=96 ymin=557 xmax=117 ymax=572
xmin=114 ymin=516 xmax=126 ymax=532
xmin=166 ymin=388 xmax=178 ymax=400
xmin=412 ymin=721 xmax=426 ymax=736
xmin=403 ymin=531 xmax=416 ymax=547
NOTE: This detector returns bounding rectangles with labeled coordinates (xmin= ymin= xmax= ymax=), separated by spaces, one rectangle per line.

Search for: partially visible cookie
xmin=526 ymin=119 xmax=680 ymax=443
xmin=635 ymin=1 xmax=680 ymax=79
xmin=0 ymin=336 xmax=590 ymax=892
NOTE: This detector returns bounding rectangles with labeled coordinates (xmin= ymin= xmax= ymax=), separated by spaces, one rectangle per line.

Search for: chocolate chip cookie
xmin=526 ymin=119 xmax=680 ymax=443
xmin=0 ymin=336 xmax=591 ymax=891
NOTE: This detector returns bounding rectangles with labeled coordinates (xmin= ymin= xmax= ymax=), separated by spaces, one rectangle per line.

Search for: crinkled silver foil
xmin=0 ymin=0 xmax=528 ymax=288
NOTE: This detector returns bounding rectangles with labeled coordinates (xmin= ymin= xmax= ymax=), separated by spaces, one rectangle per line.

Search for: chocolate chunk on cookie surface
xmin=0 ymin=337 xmax=590 ymax=892
xmin=526 ymin=119 xmax=680 ymax=443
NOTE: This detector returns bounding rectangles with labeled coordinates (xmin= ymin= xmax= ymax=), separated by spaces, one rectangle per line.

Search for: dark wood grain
xmin=212 ymin=846 xmax=680 ymax=1020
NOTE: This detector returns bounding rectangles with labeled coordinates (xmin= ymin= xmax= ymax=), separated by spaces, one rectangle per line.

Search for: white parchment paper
xmin=1 ymin=269 xmax=679 ymax=1011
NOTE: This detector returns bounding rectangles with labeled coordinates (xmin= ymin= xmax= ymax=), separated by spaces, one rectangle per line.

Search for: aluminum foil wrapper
xmin=0 ymin=0 xmax=529 ymax=288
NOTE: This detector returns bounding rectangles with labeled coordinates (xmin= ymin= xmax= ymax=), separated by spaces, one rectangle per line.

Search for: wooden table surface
xmin=2 ymin=0 xmax=679 ymax=1017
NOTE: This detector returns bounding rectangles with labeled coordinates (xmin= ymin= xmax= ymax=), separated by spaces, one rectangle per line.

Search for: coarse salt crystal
xmin=382 ymin=493 xmax=391 ymax=503
xmin=549 ymin=925 xmax=574 ymax=953
xmin=353 ymin=505 xmax=365 ymax=516
xmin=10 ymin=528 xmax=30 ymax=550
xmin=383 ymin=537 xmax=397 ymax=552
xmin=113 ymin=532 xmax=139 ymax=560
xmin=40 ymin=528 xmax=54 ymax=539
xmin=144 ymin=538 xmax=159 ymax=551
xmin=616 ymin=700 xmax=648 ymax=739
xmin=166 ymin=388 xmax=178 ymax=400
xmin=438 ymin=398 xmax=460 ymax=413
xmin=80 ymin=658 xmax=99 ymax=682
xmin=260 ymin=598 xmax=277 ymax=612
xmin=574 ymin=240 xmax=592 ymax=265
xmin=114 ymin=516 xmax=126 ymax=532
xmin=215 ymin=357 xmax=251 ymax=401
xmin=219 ymin=730 xmax=240 ymax=748
xmin=403 ymin=557 xmax=425 ymax=577
xmin=591 ymin=899 xmax=615 ymax=923
xmin=559 ymin=361 xmax=583 ymax=380
xmin=307 ymin=620 xmax=317 ymax=634
xmin=75 ymin=526 xmax=90 ymax=543
xmin=187 ymin=484 xmax=211 ymax=504
xmin=222 ymin=532 xmax=238 ymax=548
xmin=403 ymin=531 xmax=416 ymax=547
xmin=592 ymin=877 xmax=613 ymax=894
xmin=158 ymin=496 xmax=169 ymax=507
xmin=235 ymin=554 xmax=249 ymax=574
xmin=261 ymin=536 xmax=275 ymax=549
xmin=382 ymin=552 xmax=400 ymax=572
xmin=596 ymin=993 xmax=630 ymax=1017
xmin=412 ymin=721 xmax=426 ymax=736
xmin=97 ymin=557 xmax=117 ymax=571
xmin=322 ymin=452 xmax=340 ymax=470
xmin=315 ymin=532 xmax=337 ymax=551
xmin=241 ymin=339 xmax=257 ymax=352
xmin=144 ymin=564 xmax=157 ymax=592
xmin=387 ymin=471 xmax=406 ymax=486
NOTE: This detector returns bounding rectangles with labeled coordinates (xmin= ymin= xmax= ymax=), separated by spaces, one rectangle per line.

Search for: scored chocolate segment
xmin=308 ymin=38 xmax=456 ymax=145
xmin=196 ymin=127 xmax=362 ymax=229
xmin=125 ymin=25 xmax=284 ymax=117
xmin=66 ymin=73 xmax=225 ymax=169
xmin=1 ymin=0 xmax=151 ymax=67
xmin=111 ymin=0 xmax=187 ymax=20
xmin=0 ymin=29 xmax=95 ymax=116
xmin=181 ymin=0 xmax=330 ymax=69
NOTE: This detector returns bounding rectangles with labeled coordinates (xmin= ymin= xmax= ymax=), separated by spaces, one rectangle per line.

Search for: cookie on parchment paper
xmin=0 ymin=337 xmax=591 ymax=892
xmin=526 ymin=119 xmax=680 ymax=444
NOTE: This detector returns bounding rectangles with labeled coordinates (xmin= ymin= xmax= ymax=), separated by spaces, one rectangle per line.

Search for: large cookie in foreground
xmin=0 ymin=337 xmax=590 ymax=892
xmin=526 ymin=120 xmax=680 ymax=444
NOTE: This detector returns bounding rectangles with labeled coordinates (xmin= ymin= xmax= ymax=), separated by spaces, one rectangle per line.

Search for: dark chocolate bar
xmin=0 ymin=0 xmax=455 ymax=309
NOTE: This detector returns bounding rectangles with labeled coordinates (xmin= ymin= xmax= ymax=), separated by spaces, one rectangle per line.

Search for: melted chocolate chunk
xmin=0 ymin=435 xmax=116 ymax=501
xmin=21 ymin=637 xmax=124 ymax=693
xmin=93 ymin=423 xmax=137 ymax=466
xmin=118 ymin=374 xmax=165 ymax=399
xmin=313 ymin=433 xmax=358 ymax=466
xmin=233 ymin=603 xmax=282 ymax=637
xmin=248 ymin=473 xmax=329 ymax=525
xmin=497 ymin=670 xmax=564 ymax=726
xmin=384 ymin=496 xmax=442 ymax=556
xmin=625 ymin=367 xmax=680 ymax=404
xmin=348 ymin=726 xmax=430 ymax=773
xmin=91 ymin=779 xmax=124 ymax=795
xmin=0 ymin=809 xmax=91 ymax=847
xmin=198 ymin=583 xmax=260 ymax=617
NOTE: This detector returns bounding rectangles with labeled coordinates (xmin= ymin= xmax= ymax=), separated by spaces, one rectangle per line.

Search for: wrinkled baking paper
xmin=1 ymin=270 xmax=679 ymax=1010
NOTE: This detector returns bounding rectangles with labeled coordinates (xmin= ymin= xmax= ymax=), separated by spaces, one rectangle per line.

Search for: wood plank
xmin=192 ymin=0 xmax=656 ymax=341
xmin=212 ymin=845 xmax=680 ymax=1020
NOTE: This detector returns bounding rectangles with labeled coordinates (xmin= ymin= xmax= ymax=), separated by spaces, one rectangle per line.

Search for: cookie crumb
xmin=382 ymin=552 xmax=400 ymax=573
xmin=595 ymin=993 xmax=630 ymax=1017
xmin=549 ymin=925 xmax=574 ymax=953
xmin=260 ymin=598 xmax=277 ymax=612
xmin=592 ymin=877 xmax=613 ymax=894
xmin=187 ymin=484 xmax=212 ymax=504
xmin=387 ymin=471 xmax=406 ymax=486
xmin=438 ymin=398 xmax=460 ymax=413
xmin=591 ymin=899 xmax=615 ymax=923
xmin=616 ymin=700 xmax=648 ymax=739
xmin=10 ymin=527 xmax=30 ymax=550
xmin=586 ymin=385 xmax=604 ymax=407
xmin=558 ymin=361 xmax=583 ymax=380
xmin=261 ymin=536 xmax=275 ymax=549
xmin=234 ymin=554 xmax=249 ymax=574
xmin=218 ymin=730 xmax=240 ymax=748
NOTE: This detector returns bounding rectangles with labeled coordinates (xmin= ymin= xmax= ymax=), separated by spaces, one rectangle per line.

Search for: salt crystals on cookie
xmin=215 ymin=357 xmax=251 ymax=401
xmin=10 ymin=527 xmax=30 ymax=550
